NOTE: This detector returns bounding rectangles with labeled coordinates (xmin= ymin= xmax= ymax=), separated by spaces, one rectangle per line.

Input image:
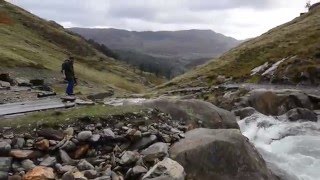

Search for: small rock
xmin=77 ymin=131 xmax=93 ymax=141
xmin=10 ymin=150 xmax=42 ymax=159
xmin=40 ymin=156 xmax=56 ymax=167
xmin=26 ymin=139 xmax=34 ymax=147
xmin=102 ymin=129 xmax=115 ymax=139
xmin=35 ymin=139 xmax=50 ymax=151
xmin=61 ymin=171 xmax=75 ymax=180
xmin=59 ymin=150 xmax=77 ymax=165
xmin=60 ymin=140 xmax=76 ymax=151
xmin=23 ymin=166 xmax=55 ymax=180
xmin=73 ymin=171 xmax=87 ymax=180
xmin=120 ymin=151 xmax=140 ymax=165
xmin=129 ymin=135 xmax=157 ymax=150
xmin=8 ymin=174 xmax=21 ymax=180
xmin=21 ymin=159 xmax=35 ymax=171
xmin=0 ymin=141 xmax=11 ymax=155
xmin=0 ymin=157 xmax=12 ymax=172
xmin=56 ymin=164 xmax=76 ymax=174
xmin=74 ymin=144 xmax=90 ymax=159
xmin=49 ymin=140 xmax=58 ymax=146
xmin=90 ymin=134 xmax=100 ymax=143
xmin=141 ymin=142 xmax=168 ymax=162
xmin=11 ymin=161 xmax=24 ymax=173
xmin=132 ymin=165 xmax=147 ymax=175
xmin=83 ymin=170 xmax=98 ymax=179
xmin=94 ymin=176 xmax=111 ymax=180
xmin=0 ymin=80 xmax=11 ymax=88
xmin=77 ymin=159 xmax=94 ymax=171
xmin=142 ymin=158 xmax=185 ymax=180
xmin=3 ymin=132 xmax=14 ymax=139
xmin=0 ymin=171 xmax=8 ymax=180
xmin=64 ymin=127 xmax=74 ymax=137
xmin=13 ymin=138 xmax=25 ymax=149
xmin=37 ymin=128 xmax=64 ymax=141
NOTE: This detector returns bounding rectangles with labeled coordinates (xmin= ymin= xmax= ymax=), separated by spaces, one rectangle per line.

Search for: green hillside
xmin=159 ymin=5 xmax=320 ymax=90
xmin=0 ymin=1 xmax=163 ymax=95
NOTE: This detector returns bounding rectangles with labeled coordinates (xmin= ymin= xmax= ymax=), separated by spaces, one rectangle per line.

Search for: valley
xmin=0 ymin=0 xmax=320 ymax=180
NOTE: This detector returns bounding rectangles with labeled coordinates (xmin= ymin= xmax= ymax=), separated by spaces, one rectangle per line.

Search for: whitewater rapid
xmin=238 ymin=113 xmax=320 ymax=180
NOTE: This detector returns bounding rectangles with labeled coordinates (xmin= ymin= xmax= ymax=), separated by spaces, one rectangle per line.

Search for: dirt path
xmin=0 ymin=98 xmax=75 ymax=117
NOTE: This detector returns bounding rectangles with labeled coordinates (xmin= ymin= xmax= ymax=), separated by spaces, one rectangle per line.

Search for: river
xmin=238 ymin=113 xmax=320 ymax=180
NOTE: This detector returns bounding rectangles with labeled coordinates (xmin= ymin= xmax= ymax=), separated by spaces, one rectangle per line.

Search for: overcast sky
xmin=7 ymin=0 xmax=318 ymax=39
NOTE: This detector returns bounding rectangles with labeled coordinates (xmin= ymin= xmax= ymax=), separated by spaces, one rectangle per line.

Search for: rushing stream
xmin=238 ymin=113 xmax=320 ymax=180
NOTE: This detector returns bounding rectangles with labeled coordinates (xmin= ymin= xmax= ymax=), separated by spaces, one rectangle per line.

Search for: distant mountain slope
xmin=69 ymin=28 xmax=240 ymax=78
xmin=69 ymin=28 xmax=240 ymax=60
xmin=159 ymin=5 xmax=320 ymax=90
xmin=0 ymin=1 xmax=162 ymax=95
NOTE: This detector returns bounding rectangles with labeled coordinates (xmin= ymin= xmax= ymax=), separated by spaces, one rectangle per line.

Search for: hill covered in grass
xmin=0 ymin=1 xmax=163 ymax=95
xmin=69 ymin=28 xmax=241 ymax=78
xmin=159 ymin=5 xmax=320 ymax=90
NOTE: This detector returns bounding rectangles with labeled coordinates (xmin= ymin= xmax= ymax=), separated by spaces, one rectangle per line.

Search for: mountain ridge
xmin=69 ymin=27 xmax=240 ymax=60
xmin=0 ymin=1 xmax=162 ymax=95
xmin=158 ymin=5 xmax=320 ymax=90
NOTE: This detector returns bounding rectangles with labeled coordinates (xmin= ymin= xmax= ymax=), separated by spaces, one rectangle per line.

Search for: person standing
xmin=61 ymin=57 xmax=76 ymax=96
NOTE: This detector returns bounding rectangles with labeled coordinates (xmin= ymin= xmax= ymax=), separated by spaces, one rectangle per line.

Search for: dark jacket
xmin=61 ymin=60 xmax=75 ymax=81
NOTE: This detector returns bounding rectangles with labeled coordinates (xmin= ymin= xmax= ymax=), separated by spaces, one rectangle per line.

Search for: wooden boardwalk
xmin=0 ymin=98 xmax=74 ymax=116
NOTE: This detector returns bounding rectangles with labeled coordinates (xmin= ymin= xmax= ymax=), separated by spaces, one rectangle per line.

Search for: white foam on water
xmin=238 ymin=113 xmax=320 ymax=180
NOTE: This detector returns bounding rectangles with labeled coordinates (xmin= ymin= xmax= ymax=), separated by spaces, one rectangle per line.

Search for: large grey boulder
xmin=169 ymin=128 xmax=276 ymax=180
xmin=143 ymin=99 xmax=239 ymax=129
xmin=246 ymin=89 xmax=313 ymax=116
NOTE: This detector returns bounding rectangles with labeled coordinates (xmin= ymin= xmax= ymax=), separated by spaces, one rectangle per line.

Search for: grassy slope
xmin=159 ymin=6 xmax=320 ymax=90
xmin=0 ymin=1 xmax=163 ymax=95
xmin=0 ymin=105 xmax=145 ymax=131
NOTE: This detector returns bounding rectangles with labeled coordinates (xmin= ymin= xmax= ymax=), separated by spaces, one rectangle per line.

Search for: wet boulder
xmin=246 ymin=89 xmax=313 ymax=116
xmin=169 ymin=128 xmax=276 ymax=180
xmin=286 ymin=108 xmax=318 ymax=122
xmin=143 ymin=99 xmax=239 ymax=129
xmin=233 ymin=107 xmax=257 ymax=119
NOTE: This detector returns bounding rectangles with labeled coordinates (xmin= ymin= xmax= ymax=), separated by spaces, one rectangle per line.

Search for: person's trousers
xmin=66 ymin=79 xmax=74 ymax=95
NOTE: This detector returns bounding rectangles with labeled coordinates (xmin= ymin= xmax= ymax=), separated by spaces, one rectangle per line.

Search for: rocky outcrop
xmin=144 ymin=99 xmax=239 ymax=129
xmin=245 ymin=89 xmax=313 ymax=116
xmin=169 ymin=128 xmax=276 ymax=180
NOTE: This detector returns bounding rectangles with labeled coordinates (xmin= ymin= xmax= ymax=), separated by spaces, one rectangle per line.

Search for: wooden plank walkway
xmin=0 ymin=98 xmax=74 ymax=116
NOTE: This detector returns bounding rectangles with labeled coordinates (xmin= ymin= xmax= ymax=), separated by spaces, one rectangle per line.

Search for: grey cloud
xmin=7 ymin=0 xmax=306 ymax=39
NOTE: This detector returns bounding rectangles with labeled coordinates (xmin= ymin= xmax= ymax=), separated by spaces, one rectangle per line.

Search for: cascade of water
xmin=238 ymin=113 xmax=320 ymax=180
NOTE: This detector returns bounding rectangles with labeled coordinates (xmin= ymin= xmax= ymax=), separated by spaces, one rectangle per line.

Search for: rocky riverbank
xmin=0 ymin=98 xmax=279 ymax=180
